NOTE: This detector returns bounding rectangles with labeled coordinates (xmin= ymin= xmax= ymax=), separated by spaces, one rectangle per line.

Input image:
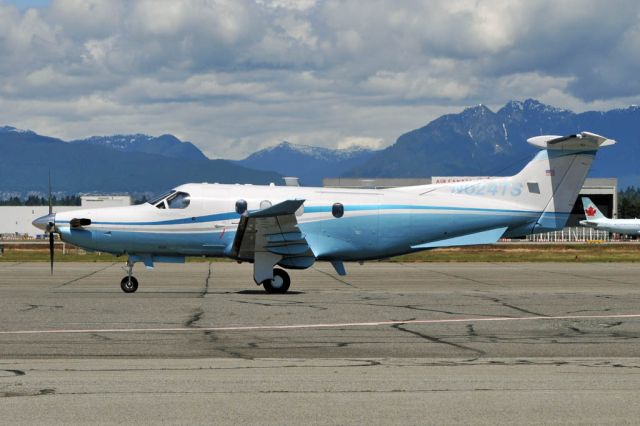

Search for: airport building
xmin=323 ymin=177 xmax=618 ymax=241
xmin=0 ymin=195 xmax=132 ymax=238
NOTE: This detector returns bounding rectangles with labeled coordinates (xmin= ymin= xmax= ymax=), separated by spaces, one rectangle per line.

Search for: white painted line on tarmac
xmin=1 ymin=313 xmax=639 ymax=335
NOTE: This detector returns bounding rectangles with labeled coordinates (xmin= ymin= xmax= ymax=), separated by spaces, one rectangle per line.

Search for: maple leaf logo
xmin=585 ymin=206 xmax=597 ymax=217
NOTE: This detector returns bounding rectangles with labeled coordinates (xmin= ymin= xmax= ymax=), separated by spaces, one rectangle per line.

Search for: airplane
xmin=580 ymin=196 xmax=640 ymax=235
xmin=33 ymin=131 xmax=615 ymax=294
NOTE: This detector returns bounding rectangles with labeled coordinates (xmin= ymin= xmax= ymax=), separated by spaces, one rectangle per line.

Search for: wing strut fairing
xmin=411 ymin=226 xmax=508 ymax=249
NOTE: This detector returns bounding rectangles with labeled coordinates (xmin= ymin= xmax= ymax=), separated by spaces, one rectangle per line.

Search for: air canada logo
xmin=585 ymin=206 xmax=597 ymax=217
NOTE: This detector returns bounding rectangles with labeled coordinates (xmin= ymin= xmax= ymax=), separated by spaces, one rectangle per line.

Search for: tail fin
xmin=510 ymin=132 xmax=614 ymax=233
xmin=581 ymin=197 xmax=605 ymax=220
xmin=395 ymin=131 xmax=615 ymax=236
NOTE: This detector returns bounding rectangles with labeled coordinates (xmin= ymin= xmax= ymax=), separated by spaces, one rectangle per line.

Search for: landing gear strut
xmin=120 ymin=260 xmax=138 ymax=293
xmin=262 ymin=268 xmax=290 ymax=294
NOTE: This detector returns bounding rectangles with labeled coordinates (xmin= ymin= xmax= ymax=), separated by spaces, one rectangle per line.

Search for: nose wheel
xmin=120 ymin=276 xmax=139 ymax=293
xmin=262 ymin=268 xmax=290 ymax=294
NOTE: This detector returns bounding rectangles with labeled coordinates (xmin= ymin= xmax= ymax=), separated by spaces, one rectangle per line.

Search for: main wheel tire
xmin=120 ymin=276 xmax=139 ymax=293
xmin=262 ymin=268 xmax=290 ymax=294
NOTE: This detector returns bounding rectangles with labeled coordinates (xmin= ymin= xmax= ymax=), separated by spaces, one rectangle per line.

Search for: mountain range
xmin=0 ymin=126 xmax=280 ymax=197
xmin=71 ymin=134 xmax=208 ymax=162
xmin=346 ymin=99 xmax=640 ymax=187
xmin=1 ymin=98 xmax=639 ymax=197
xmin=235 ymin=142 xmax=376 ymax=186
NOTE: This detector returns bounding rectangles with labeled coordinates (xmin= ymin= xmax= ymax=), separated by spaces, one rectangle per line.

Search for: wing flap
xmin=229 ymin=199 xmax=315 ymax=269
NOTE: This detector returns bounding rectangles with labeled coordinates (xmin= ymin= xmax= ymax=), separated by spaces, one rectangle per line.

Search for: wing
xmin=230 ymin=199 xmax=315 ymax=269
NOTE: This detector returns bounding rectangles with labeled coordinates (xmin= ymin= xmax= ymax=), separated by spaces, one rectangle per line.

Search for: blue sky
xmin=0 ymin=0 xmax=639 ymax=159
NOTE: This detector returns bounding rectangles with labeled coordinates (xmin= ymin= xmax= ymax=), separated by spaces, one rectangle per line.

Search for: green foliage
xmin=618 ymin=186 xmax=640 ymax=218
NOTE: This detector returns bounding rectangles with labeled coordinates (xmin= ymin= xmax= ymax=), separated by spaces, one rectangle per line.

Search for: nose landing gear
xmin=120 ymin=260 xmax=138 ymax=293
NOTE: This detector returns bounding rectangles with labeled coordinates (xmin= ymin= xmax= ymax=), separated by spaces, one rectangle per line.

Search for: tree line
xmin=0 ymin=195 xmax=81 ymax=206
xmin=619 ymin=187 xmax=640 ymax=218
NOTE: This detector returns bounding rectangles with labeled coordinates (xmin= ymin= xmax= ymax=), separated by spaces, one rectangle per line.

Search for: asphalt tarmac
xmin=1 ymin=261 xmax=640 ymax=424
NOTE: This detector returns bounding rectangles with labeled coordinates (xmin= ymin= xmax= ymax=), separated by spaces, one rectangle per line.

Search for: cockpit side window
xmin=167 ymin=192 xmax=191 ymax=209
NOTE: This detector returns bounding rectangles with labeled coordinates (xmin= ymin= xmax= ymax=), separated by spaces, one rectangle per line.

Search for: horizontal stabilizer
xmin=249 ymin=199 xmax=305 ymax=218
xmin=527 ymin=132 xmax=615 ymax=150
xmin=411 ymin=226 xmax=508 ymax=249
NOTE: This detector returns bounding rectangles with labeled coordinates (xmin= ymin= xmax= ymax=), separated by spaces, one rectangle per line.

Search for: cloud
xmin=0 ymin=0 xmax=639 ymax=159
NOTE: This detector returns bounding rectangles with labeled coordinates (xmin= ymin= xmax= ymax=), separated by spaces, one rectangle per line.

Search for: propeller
xmin=31 ymin=171 xmax=58 ymax=275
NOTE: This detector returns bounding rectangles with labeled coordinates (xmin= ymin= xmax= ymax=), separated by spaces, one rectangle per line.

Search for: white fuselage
xmin=580 ymin=218 xmax=640 ymax=235
xmin=51 ymin=181 xmax=542 ymax=261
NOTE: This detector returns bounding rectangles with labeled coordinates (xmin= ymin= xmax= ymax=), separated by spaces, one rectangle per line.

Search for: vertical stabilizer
xmin=512 ymin=132 xmax=615 ymax=233
xmin=581 ymin=197 xmax=605 ymax=220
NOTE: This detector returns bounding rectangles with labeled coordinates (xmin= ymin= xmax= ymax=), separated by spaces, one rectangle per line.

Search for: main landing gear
xmin=261 ymin=268 xmax=291 ymax=294
xmin=120 ymin=260 xmax=138 ymax=293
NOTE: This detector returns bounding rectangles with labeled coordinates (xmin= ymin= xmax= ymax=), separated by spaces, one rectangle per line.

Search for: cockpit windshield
xmin=148 ymin=190 xmax=191 ymax=209
xmin=148 ymin=190 xmax=175 ymax=205
xmin=167 ymin=192 xmax=191 ymax=209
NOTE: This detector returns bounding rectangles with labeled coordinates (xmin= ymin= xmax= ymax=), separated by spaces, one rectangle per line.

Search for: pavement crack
xmin=312 ymin=266 xmax=358 ymax=288
xmin=19 ymin=304 xmax=63 ymax=312
xmin=391 ymin=322 xmax=485 ymax=356
xmin=404 ymin=265 xmax=506 ymax=288
xmin=0 ymin=369 xmax=25 ymax=377
xmin=54 ymin=262 xmax=117 ymax=288
xmin=199 ymin=262 xmax=212 ymax=298
xmin=360 ymin=301 xmax=509 ymax=318
xmin=90 ymin=333 xmax=113 ymax=341
xmin=232 ymin=299 xmax=328 ymax=311
xmin=184 ymin=308 xmax=204 ymax=328
xmin=482 ymin=296 xmax=548 ymax=317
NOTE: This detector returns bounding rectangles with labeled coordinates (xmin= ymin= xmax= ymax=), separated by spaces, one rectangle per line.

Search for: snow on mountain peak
xmin=258 ymin=141 xmax=374 ymax=161
xmin=0 ymin=125 xmax=34 ymax=134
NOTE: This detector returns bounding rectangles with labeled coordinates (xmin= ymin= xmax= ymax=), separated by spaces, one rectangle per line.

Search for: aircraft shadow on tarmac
xmin=50 ymin=289 xmax=307 ymax=296
xmin=235 ymin=290 xmax=305 ymax=295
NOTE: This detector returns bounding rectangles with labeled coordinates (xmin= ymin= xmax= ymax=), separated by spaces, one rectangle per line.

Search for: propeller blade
xmin=49 ymin=229 xmax=54 ymax=275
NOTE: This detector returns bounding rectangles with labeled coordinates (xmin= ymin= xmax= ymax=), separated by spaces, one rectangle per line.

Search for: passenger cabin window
xmin=332 ymin=203 xmax=344 ymax=218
